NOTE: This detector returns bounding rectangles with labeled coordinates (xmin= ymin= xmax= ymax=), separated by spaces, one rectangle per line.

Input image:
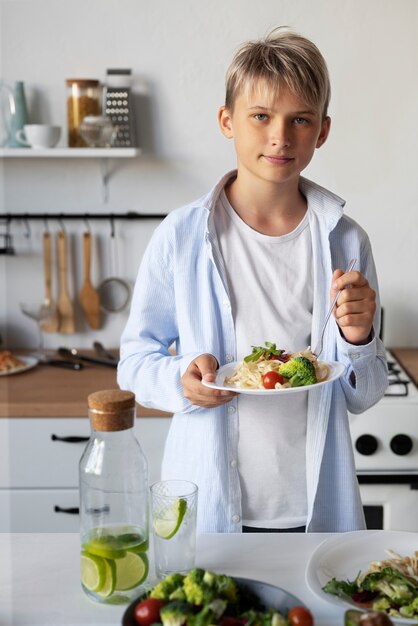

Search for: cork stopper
xmin=87 ymin=389 xmax=135 ymax=432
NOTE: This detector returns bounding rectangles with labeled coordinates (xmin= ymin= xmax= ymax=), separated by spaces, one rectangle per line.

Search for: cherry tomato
xmin=262 ymin=371 xmax=285 ymax=389
xmin=288 ymin=606 xmax=314 ymax=626
xmin=134 ymin=598 xmax=165 ymax=626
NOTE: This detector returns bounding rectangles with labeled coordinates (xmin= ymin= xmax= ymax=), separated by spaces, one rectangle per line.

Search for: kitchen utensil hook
xmin=109 ymin=215 xmax=115 ymax=238
xmin=83 ymin=217 xmax=91 ymax=232
xmin=58 ymin=217 xmax=66 ymax=233
xmin=23 ymin=217 xmax=31 ymax=239
xmin=43 ymin=217 xmax=50 ymax=232
xmin=312 ymin=258 xmax=356 ymax=358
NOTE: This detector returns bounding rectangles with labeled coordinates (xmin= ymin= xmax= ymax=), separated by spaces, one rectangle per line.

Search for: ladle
xmin=97 ymin=225 xmax=131 ymax=313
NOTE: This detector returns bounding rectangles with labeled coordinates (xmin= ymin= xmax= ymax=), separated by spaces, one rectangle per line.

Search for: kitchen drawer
xmin=0 ymin=488 xmax=80 ymax=532
xmin=0 ymin=416 xmax=171 ymax=488
xmin=0 ymin=418 xmax=90 ymax=488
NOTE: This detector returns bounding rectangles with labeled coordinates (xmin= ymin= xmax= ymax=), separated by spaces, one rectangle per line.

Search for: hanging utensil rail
xmin=2 ymin=211 xmax=167 ymax=222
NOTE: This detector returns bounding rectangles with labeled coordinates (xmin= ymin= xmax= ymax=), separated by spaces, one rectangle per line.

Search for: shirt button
xmin=230 ymin=459 xmax=237 ymax=468
xmin=227 ymin=406 xmax=236 ymax=414
xmin=232 ymin=514 xmax=241 ymax=523
xmin=223 ymin=300 xmax=231 ymax=309
xmin=350 ymin=352 xmax=360 ymax=360
xmin=225 ymin=354 xmax=234 ymax=363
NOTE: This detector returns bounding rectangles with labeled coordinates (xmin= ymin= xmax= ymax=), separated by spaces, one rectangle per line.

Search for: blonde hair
xmin=225 ymin=27 xmax=331 ymax=119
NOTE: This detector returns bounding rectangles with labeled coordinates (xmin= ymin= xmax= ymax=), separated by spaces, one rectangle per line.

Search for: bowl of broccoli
xmin=122 ymin=568 xmax=311 ymax=626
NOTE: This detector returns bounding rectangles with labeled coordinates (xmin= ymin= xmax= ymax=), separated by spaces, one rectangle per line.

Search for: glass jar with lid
xmin=79 ymin=389 xmax=149 ymax=604
xmin=66 ymin=79 xmax=101 ymax=147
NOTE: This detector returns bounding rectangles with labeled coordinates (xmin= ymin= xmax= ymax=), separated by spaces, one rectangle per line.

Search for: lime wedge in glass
xmin=83 ymin=535 xmax=126 ymax=559
xmin=97 ymin=558 xmax=116 ymax=598
xmin=81 ymin=551 xmax=106 ymax=592
xmin=114 ymin=551 xmax=149 ymax=591
xmin=153 ymin=497 xmax=188 ymax=539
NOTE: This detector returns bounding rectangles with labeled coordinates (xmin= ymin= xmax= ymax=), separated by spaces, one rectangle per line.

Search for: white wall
xmin=1 ymin=0 xmax=418 ymax=350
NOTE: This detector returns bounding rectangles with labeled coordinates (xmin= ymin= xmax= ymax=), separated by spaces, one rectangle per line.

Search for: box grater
xmin=104 ymin=69 xmax=137 ymax=147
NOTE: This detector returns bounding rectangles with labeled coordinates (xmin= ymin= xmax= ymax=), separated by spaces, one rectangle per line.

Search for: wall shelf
xmin=0 ymin=147 xmax=141 ymax=158
xmin=0 ymin=147 xmax=142 ymax=202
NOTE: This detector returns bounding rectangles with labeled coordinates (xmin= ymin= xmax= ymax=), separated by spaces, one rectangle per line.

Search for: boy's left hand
xmin=330 ymin=268 xmax=376 ymax=345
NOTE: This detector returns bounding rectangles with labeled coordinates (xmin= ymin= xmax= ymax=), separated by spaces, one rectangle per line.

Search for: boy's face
xmin=218 ymin=82 xmax=330 ymax=189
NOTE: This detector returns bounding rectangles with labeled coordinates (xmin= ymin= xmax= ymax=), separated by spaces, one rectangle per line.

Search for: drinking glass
xmin=150 ymin=480 xmax=198 ymax=579
xmin=19 ymin=302 xmax=53 ymax=358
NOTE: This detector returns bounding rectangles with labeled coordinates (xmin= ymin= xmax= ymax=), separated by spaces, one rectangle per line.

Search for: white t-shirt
xmin=214 ymin=189 xmax=313 ymax=528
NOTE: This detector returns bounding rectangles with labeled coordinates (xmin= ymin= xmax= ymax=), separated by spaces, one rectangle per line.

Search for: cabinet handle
xmin=54 ymin=505 xmax=79 ymax=515
xmin=51 ymin=434 xmax=89 ymax=443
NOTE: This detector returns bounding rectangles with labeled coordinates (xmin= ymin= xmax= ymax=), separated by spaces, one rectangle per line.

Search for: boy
xmin=118 ymin=27 xmax=388 ymax=533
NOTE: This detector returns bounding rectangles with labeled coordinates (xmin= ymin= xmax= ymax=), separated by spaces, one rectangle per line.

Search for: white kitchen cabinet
xmin=0 ymin=416 xmax=170 ymax=532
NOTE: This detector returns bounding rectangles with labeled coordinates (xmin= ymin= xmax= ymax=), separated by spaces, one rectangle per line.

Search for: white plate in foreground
xmin=305 ymin=530 xmax=418 ymax=624
xmin=0 ymin=355 xmax=39 ymax=377
xmin=202 ymin=359 xmax=345 ymax=395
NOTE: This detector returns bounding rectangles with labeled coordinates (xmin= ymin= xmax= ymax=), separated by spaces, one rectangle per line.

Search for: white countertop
xmin=0 ymin=532 xmax=344 ymax=626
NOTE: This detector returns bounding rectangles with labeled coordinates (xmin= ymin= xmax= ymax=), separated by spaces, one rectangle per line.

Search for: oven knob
xmin=355 ymin=434 xmax=378 ymax=455
xmin=390 ymin=434 xmax=413 ymax=455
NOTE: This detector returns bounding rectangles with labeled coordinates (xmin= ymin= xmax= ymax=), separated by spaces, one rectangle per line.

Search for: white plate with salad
xmin=202 ymin=342 xmax=345 ymax=395
xmin=305 ymin=530 xmax=418 ymax=623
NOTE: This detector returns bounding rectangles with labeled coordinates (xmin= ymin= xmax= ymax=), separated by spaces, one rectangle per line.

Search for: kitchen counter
xmin=0 ymin=350 xmax=171 ymax=418
xmin=2 ymin=347 xmax=417 ymax=418
xmin=391 ymin=347 xmax=418 ymax=387
xmin=0 ymin=532 xmax=343 ymax=626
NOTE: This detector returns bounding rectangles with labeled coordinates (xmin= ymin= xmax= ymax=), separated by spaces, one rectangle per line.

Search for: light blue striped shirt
xmin=118 ymin=171 xmax=388 ymax=532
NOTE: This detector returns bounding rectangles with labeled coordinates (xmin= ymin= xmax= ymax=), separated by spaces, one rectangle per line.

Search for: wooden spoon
xmin=79 ymin=231 xmax=101 ymax=329
xmin=40 ymin=231 xmax=60 ymax=333
xmin=57 ymin=230 xmax=75 ymax=334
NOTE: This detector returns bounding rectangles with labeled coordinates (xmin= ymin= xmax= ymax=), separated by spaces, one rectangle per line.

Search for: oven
xmin=348 ymin=350 xmax=418 ymax=531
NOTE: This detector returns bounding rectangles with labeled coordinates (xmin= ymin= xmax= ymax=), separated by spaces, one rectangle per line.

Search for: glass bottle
xmin=66 ymin=79 xmax=101 ymax=147
xmin=79 ymin=389 xmax=149 ymax=604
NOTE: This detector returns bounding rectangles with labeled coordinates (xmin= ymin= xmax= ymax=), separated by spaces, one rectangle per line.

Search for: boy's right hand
xmin=181 ymin=354 xmax=237 ymax=408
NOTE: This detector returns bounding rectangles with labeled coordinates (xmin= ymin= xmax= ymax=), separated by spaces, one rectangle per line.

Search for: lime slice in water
xmin=153 ymin=497 xmax=188 ymax=539
xmin=83 ymin=535 xmax=126 ymax=559
xmin=97 ymin=558 xmax=116 ymax=598
xmin=118 ymin=532 xmax=149 ymax=553
xmin=114 ymin=550 xmax=149 ymax=591
xmin=81 ymin=551 xmax=106 ymax=592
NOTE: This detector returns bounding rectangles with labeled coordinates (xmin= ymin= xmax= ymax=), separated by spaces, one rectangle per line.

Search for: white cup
xmin=16 ymin=124 xmax=61 ymax=149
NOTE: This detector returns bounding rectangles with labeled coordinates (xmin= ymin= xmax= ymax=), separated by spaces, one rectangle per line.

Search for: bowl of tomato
xmin=122 ymin=576 xmax=313 ymax=626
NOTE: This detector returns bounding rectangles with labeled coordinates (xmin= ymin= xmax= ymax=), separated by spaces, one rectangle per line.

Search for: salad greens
xmin=323 ymin=566 xmax=418 ymax=619
xmin=244 ymin=343 xmax=285 ymax=363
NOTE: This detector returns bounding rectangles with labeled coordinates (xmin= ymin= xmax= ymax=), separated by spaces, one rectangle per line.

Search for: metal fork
xmin=312 ymin=258 xmax=356 ymax=357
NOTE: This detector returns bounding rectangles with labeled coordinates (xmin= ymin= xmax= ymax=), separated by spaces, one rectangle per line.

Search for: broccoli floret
xmin=278 ymin=356 xmax=317 ymax=387
xmin=241 ymin=609 xmax=286 ymax=626
xmin=374 ymin=580 xmax=414 ymax=605
xmin=214 ymin=574 xmax=238 ymax=603
xmin=169 ymin=587 xmax=187 ymax=601
xmin=371 ymin=598 xmax=391 ymax=612
xmin=188 ymin=605 xmax=216 ymax=626
xmin=183 ymin=568 xmax=209 ymax=605
xmin=183 ymin=569 xmax=238 ymax=606
xmin=160 ymin=601 xmax=195 ymax=626
xmin=202 ymin=571 xmax=217 ymax=587
xmin=150 ymin=573 xmax=186 ymax=600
